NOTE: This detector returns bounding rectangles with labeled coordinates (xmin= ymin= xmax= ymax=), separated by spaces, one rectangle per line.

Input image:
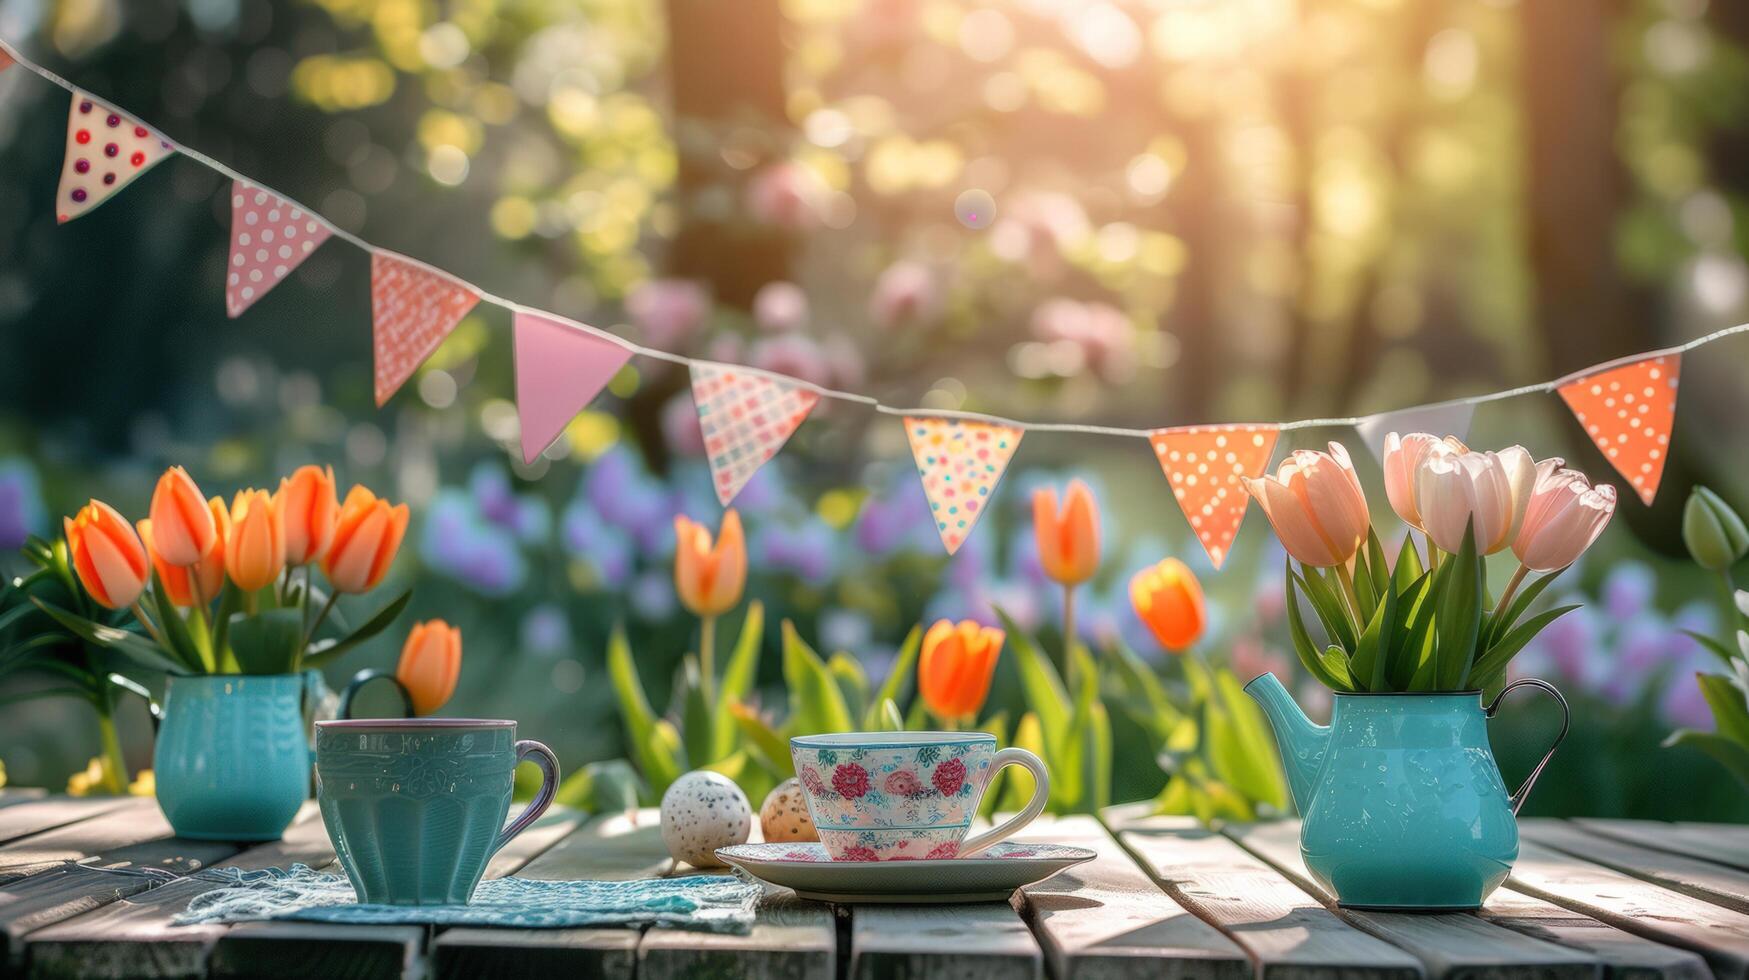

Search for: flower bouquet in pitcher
xmin=1240 ymin=434 xmax=1615 ymax=910
xmin=9 ymin=465 xmax=413 ymax=840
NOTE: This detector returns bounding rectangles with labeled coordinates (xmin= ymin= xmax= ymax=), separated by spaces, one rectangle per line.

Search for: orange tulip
xmin=1033 ymin=480 xmax=1100 ymax=587
xmin=139 ymin=496 xmax=227 ymax=607
xmin=1130 ymin=557 xmax=1206 ymax=653
xmin=226 ymin=489 xmax=285 ymax=592
xmin=147 ymin=466 xmax=218 ymax=568
xmin=673 ymin=510 xmax=746 ymax=618
xmin=397 ymin=619 xmax=462 ymax=715
xmin=64 ymin=500 xmax=150 ymax=609
xmin=322 ymin=486 xmax=410 ymax=593
xmin=278 ymin=465 xmax=339 ymax=565
xmin=918 ymin=619 xmax=1004 ymax=722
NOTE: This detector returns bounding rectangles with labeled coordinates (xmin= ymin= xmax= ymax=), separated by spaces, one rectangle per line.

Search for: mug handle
xmin=1484 ymin=677 xmax=1570 ymax=815
xmin=492 ymin=739 xmax=561 ymax=855
xmin=957 ymin=747 xmax=1049 ymax=858
xmin=336 ymin=668 xmax=414 ymax=720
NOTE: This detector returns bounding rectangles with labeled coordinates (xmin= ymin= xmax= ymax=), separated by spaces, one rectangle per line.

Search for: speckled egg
xmin=759 ymin=778 xmax=817 ymax=842
xmin=660 ymin=770 xmax=752 ymax=868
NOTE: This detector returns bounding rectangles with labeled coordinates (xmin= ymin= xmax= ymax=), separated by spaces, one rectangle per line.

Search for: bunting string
xmin=1 ymin=35 xmax=1746 ymax=554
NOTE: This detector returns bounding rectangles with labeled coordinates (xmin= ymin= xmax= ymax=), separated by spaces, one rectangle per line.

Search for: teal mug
xmin=314 ymin=718 xmax=560 ymax=906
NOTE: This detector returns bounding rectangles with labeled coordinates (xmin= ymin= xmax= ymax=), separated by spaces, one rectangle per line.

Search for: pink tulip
xmin=1381 ymin=432 xmax=1465 ymax=530
xmin=1513 ymin=465 xmax=1617 ymax=571
xmin=1242 ymin=442 xmax=1371 ymax=567
xmin=1414 ymin=447 xmax=1541 ymax=555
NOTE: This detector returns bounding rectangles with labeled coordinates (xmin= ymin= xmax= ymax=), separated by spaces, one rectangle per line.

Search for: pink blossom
xmin=991 ymin=192 xmax=1089 ymax=278
xmin=931 ymin=757 xmax=966 ymax=796
xmin=840 ymin=845 xmax=880 ymax=862
xmin=661 ymin=394 xmax=706 ymax=457
xmin=746 ymin=162 xmax=824 ymax=230
xmin=924 ymin=841 xmax=959 ymax=859
xmin=833 ymin=762 xmax=871 ymax=799
xmin=824 ymin=336 xmax=866 ymax=388
xmin=884 ymin=770 xmax=925 ymax=797
xmin=1029 ymin=299 xmax=1137 ymax=383
xmin=753 ymin=281 xmax=810 ymax=333
xmin=627 ymin=279 xmax=710 ymax=349
xmin=750 ymin=334 xmax=833 ymax=389
xmin=869 ymin=261 xmax=940 ymax=330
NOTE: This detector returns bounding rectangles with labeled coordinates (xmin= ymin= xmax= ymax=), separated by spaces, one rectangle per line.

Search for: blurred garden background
xmin=0 ymin=0 xmax=1747 ymax=819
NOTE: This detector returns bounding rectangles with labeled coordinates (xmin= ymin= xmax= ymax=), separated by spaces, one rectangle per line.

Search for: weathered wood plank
xmin=433 ymin=809 xmax=653 ymax=980
xmin=1525 ymin=818 xmax=1749 ymax=914
xmin=1508 ymin=839 xmax=1749 ymax=980
xmin=0 ymin=797 xmax=136 ymax=852
xmin=207 ymin=921 xmax=426 ymax=980
xmin=852 ymin=902 xmax=1041 ymax=980
xmin=1574 ymin=819 xmax=1749 ymax=874
xmin=1233 ymin=820 xmax=1693 ymax=980
xmin=1104 ymin=805 xmax=1424 ymax=980
xmin=1009 ymin=814 xmax=1249 ymax=980
xmin=645 ymin=885 xmax=835 ymax=980
xmin=21 ymin=804 xmax=334 ymax=980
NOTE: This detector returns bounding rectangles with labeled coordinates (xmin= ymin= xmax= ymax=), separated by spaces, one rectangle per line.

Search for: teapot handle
xmin=1483 ymin=678 xmax=1570 ymax=815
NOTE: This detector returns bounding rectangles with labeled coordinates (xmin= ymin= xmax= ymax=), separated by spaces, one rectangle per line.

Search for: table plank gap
xmin=1506 ymin=838 xmax=1749 ymax=980
xmin=1008 ymin=813 xmax=1249 ymax=980
xmin=1233 ymin=820 xmax=1698 ymax=980
xmin=1523 ymin=819 xmax=1749 ymax=914
xmin=1102 ymin=804 xmax=1425 ymax=980
xmin=0 ymin=798 xmax=150 ymax=866
xmin=21 ymin=803 xmax=333 ymax=980
xmin=1572 ymin=819 xmax=1749 ymax=874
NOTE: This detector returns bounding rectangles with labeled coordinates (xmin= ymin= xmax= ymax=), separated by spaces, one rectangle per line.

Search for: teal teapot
xmin=1245 ymin=672 xmax=1568 ymax=910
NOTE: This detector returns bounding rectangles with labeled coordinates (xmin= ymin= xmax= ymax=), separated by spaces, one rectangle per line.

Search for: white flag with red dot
xmin=56 ymin=91 xmax=173 ymax=223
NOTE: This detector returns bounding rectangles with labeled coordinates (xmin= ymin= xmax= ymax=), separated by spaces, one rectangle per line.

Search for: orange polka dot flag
xmin=56 ymin=91 xmax=173 ymax=224
xmin=1150 ymin=425 xmax=1279 ymax=569
xmin=905 ymin=417 xmax=1022 ymax=555
xmin=370 ymin=252 xmax=481 ymax=406
xmin=226 ymin=180 xmax=332 ymax=318
xmin=1556 ymin=353 xmax=1680 ymax=505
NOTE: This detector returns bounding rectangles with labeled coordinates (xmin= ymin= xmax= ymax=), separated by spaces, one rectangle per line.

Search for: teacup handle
xmin=493 ymin=739 xmax=561 ymax=855
xmin=958 ymin=747 xmax=1049 ymax=858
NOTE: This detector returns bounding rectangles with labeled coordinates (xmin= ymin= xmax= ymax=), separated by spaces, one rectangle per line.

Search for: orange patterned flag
xmin=1151 ymin=424 xmax=1279 ymax=569
xmin=371 ymin=252 xmax=480 ymax=406
xmin=1556 ymin=353 xmax=1679 ymax=505
xmin=904 ymin=417 xmax=1022 ymax=555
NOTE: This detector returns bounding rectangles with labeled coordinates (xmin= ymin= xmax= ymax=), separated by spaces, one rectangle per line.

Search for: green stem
xmin=304 ymin=590 xmax=340 ymax=650
xmin=300 ymin=565 xmax=314 ymax=639
xmin=129 ymin=602 xmax=167 ymax=649
xmin=1719 ymin=570 xmax=1742 ymax=638
xmin=94 ymin=698 xmax=128 ymax=795
xmin=1062 ymin=585 xmax=1077 ymax=691
xmin=699 ymin=614 xmax=717 ymax=707
xmin=1492 ymin=564 xmax=1530 ymax=621
xmin=1332 ymin=562 xmax=1365 ymax=628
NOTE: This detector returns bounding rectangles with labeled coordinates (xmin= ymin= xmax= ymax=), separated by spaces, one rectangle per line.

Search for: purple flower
xmin=754 ymin=517 xmax=838 ymax=580
xmin=520 ymin=604 xmax=571 ymax=657
xmin=1601 ymin=563 xmax=1655 ymax=623
xmin=561 ymin=501 xmax=635 ymax=589
xmin=419 ymin=492 xmax=527 ymax=597
xmin=0 ymin=459 xmax=46 ymax=550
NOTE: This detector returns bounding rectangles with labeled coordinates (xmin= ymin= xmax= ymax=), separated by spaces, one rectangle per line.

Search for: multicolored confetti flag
xmin=57 ymin=91 xmax=173 ymax=224
xmin=1353 ymin=401 xmax=1475 ymax=463
xmin=1557 ymin=353 xmax=1680 ymax=505
xmin=370 ymin=251 xmax=480 ymax=406
xmin=904 ymin=417 xmax=1022 ymax=555
xmin=1150 ymin=424 xmax=1279 ymax=568
xmin=226 ymin=181 xmax=332 ymax=318
xmin=514 ymin=312 xmax=632 ymax=465
xmin=691 ymin=363 xmax=819 ymax=505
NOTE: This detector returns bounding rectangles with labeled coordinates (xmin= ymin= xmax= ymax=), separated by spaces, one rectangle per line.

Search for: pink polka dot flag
xmin=371 ymin=252 xmax=480 ymax=406
xmin=0 ymin=49 xmax=13 ymax=74
xmin=56 ymin=91 xmax=173 ymax=224
xmin=905 ymin=417 xmax=1022 ymax=555
xmin=691 ymin=363 xmax=819 ymax=505
xmin=515 ymin=311 xmax=632 ymax=465
xmin=227 ymin=180 xmax=332 ymax=318
xmin=1150 ymin=424 xmax=1279 ymax=569
xmin=1556 ymin=353 xmax=1680 ymax=505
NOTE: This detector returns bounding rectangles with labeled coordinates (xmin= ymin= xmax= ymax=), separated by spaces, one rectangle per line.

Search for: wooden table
xmin=1 ymin=789 xmax=1746 ymax=979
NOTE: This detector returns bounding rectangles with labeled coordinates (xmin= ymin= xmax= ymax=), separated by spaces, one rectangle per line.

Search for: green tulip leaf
xmin=782 ymin=620 xmax=854 ymax=736
xmin=301 ymin=590 xmax=412 ymax=669
xmin=864 ymin=625 xmax=922 ymax=729
xmin=228 ymin=608 xmax=305 ymax=676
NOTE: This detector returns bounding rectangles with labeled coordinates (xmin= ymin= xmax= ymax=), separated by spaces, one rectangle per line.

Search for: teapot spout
xmin=1243 ymin=671 xmax=1329 ymax=814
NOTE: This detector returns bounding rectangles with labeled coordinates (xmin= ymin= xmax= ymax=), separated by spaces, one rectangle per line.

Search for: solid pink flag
xmin=227 ymin=180 xmax=332 ymax=318
xmin=371 ymin=252 xmax=480 ymax=406
xmin=514 ymin=312 xmax=632 ymax=464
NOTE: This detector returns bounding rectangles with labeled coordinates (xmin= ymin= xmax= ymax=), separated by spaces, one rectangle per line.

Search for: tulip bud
xmin=1682 ymin=486 xmax=1749 ymax=573
xmin=397 ymin=619 xmax=462 ymax=715
xmin=226 ymin=489 xmax=286 ymax=593
xmin=673 ymin=510 xmax=747 ymax=618
xmin=64 ymin=500 xmax=150 ymax=609
xmin=279 ymin=465 xmax=339 ymax=566
xmin=322 ymin=486 xmax=410 ymax=593
xmin=918 ymin=619 xmax=1003 ymax=722
xmin=148 ymin=466 xmax=217 ymax=567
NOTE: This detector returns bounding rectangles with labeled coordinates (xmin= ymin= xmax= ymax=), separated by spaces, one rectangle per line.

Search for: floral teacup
xmin=789 ymin=731 xmax=1049 ymax=861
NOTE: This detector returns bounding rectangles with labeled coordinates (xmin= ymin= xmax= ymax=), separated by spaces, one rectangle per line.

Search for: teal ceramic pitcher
xmin=1244 ymin=671 xmax=1568 ymax=910
xmin=153 ymin=673 xmax=312 ymax=841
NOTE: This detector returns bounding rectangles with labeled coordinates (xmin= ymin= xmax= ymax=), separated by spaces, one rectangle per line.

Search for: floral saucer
xmin=715 ymin=841 xmax=1095 ymax=903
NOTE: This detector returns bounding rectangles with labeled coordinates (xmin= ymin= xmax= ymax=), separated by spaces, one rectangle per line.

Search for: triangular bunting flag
xmin=515 ymin=312 xmax=632 ymax=465
xmin=904 ymin=417 xmax=1021 ymax=555
xmin=57 ymin=91 xmax=173 ymax=223
xmin=1556 ymin=353 xmax=1679 ymax=505
xmin=691 ymin=363 xmax=819 ymax=505
xmin=0 ymin=49 xmax=14 ymax=74
xmin=1353 ymin=401 xmax=1476 ymax=463
xmin=370 ymin=252 xmax=480 ymax=406
xmin=227 ymin=181 xmax=332 ymax=318
xmin=1150 ymin=424 xmax=1279 ymax=569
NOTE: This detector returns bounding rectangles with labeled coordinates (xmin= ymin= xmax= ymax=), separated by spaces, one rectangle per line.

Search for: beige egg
xmin=759 ymin=778 xmax=817 ymax=842
xmin=660 ymin=770 xmax=752 ymax=868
